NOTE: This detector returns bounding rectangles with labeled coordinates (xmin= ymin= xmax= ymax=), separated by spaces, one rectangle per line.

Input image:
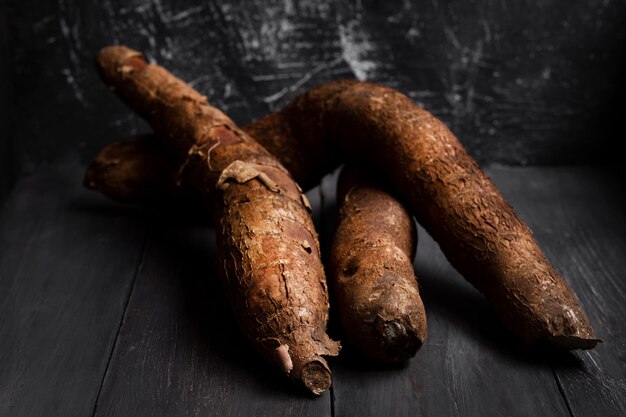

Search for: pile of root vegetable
xmin=86 ymin=46 xmax=599 ymax=395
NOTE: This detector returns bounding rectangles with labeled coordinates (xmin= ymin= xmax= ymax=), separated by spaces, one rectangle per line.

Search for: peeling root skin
xmin=87 ymin=58 xmax=597 ymax=350
xmin=274 ymin=344 xmax=294 ymax=374
xmin=96 ymin=45 xmax=339 ymax=392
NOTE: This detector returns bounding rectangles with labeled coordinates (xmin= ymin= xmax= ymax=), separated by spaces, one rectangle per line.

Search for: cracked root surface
xmin=330 ymin=166 xmax=426 ymax=362
xmin=96 ymin=46 xmax=339 ymax=394
xmin=88 ymin=63 xmax=597 ymax=350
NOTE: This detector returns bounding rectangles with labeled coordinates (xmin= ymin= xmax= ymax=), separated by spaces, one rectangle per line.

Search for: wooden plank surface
xmin=92 ymin=187 xmax=332 ymax=417
xmin=1 ymin=164 xmax=625 ymax=416
xmin=0 ymin=161 xmax=146 ymax=417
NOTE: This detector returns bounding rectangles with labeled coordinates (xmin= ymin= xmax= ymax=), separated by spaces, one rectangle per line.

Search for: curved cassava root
xmin=96 ymin=46 xmax=340 ymax=394
xmin=89 ymin=63 xmax=597 ymax=348
xmin=330 ymin=166 xmax=426 ymax=362
xmin=283 ymin=81 xmax=598 ymax=349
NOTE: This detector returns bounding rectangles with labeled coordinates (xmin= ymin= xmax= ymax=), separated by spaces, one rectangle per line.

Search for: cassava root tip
xmin=300 ymin=360 xmax=333 ymax=396
xmin=547 ymin=335 xmax=601 ymax=350
xmin=95 ymin=45 xmax=339 ymax=392
xmin=331 ymin=166 xmax=427 ymax=363
xmin=375 ymin=317 xmax=425 ymax=361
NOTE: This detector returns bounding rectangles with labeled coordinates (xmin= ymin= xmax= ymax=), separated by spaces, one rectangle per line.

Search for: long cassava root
xmin=282 ymin=81 xmax=598 ymax=349
xmin=90 ymin=78 xmax=597 ymax=349
xmin=96 ymin=46 xmax=340 ymax=394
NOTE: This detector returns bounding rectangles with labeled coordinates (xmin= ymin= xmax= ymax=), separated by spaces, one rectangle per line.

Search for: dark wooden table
xmin=1 ymin=161 xmax=625 ymax=417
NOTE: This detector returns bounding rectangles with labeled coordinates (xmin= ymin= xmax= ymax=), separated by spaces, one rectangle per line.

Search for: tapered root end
xmin=549 ymin=306 xmax=600 ymax=350
xmin=544 ymin=335 xmax=601 ymax=350
xmin=96 ymin=45 xmax=146 ymax=84
xmin=82 ymin=141 xmax=139 ymax=202
xmin=300 ymin=360 xmax=332 ymax=396
xmin=83 ymin=156 xmax=116 ymax=196
xmin=529 ymin=291 xmax=599 ymax=350
xmin=376 ymin=318 xmax=426 ymax=363
xmin=83 ymin=157 xmax=127 ymax=202
xmin=83 ymin=163 xmax=98 ymax=190
xmin=516 ymin=317 xmax=600 ymax=351
xmin=278 ymin=341 xmax=337 ymax=395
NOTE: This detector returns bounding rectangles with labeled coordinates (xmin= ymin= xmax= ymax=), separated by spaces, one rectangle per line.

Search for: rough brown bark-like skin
xmin=243 ymin=80 xmax=359 ymax=189
xmin=319 ymin=82 xmax=596 ymax=349
xmin=84 ymin=80 xmax=359 ymax=202
xmin=86 ymin=135 xmax=429 ymax=362
xmin=96 ymin=46 xmax=340 ymax=394
xmin=86 ymin=77 xmax=597 ymax=349
xmin=331 ymin=166 xmax=426 ymax=362
xmin=259 ymin=81 xmax=598 ymax=349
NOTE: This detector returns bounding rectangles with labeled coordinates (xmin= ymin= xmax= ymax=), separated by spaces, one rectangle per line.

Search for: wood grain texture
xmin=92 ymin=187 xmax=332 ymax=417
xmin=1 ymin=163 xmax=625 ymax=415
xmin=4 ymin=0 xmax=625 ymax=179
xmin=0 ymin=160 xmax=146 ymax=417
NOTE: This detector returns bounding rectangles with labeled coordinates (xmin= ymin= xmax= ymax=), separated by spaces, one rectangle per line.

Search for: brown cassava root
xmin=87 ymin=138 xmax=430 ymax=361
xmin=331 ymin=166 xmax=426 ymax=361
xmin=96 ymin=46 xmax=340 ymax=394
xmin=84 ymin=136 xmax=184 ymax=205
xmin=89 ymin=60 xmax=597 ymax=348
xmin=280 ymin=81 xmax=598 ymax=349
xmin=86 ymin=143 xmax=428 ymax=361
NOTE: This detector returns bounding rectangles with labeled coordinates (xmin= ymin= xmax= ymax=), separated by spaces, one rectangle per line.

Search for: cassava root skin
xmin=88 ymin=72 xmax=597 ymax=348
xmin=85 ymin=137 xmax=429 ymax=362
xmin=296 ymin=81 xmax=598 ymax=349
xmin=85 ymin=142 xmax=428 ymax=361
xmin=330 ymin=166 xmax=426 ymax=362
xmin=96 ymin=46 xmax=340 ymax=394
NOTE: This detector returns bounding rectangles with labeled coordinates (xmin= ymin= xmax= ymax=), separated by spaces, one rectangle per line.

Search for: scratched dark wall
xmin=2 ymin=0 xmax=625 ymax=198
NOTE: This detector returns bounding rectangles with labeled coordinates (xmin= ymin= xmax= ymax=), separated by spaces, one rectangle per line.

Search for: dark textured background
xmin=1 ymin=0 xmax=625 ymax=204
xmin=1 ymin=1 xmax=13 ymax=204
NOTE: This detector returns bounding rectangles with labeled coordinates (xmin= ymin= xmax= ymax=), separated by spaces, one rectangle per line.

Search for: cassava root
xmin=330 ymin=166 xmax=426 ymax=362
xmin=281 ymin=81 xmax=598 ymax=349
xmin=86 ymin=141 xmax=428 ymax=361
xmin=96 ymin=46 xmax=340 ymax=394
xmin=90 ymin=52 xmax=597 ymax=350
